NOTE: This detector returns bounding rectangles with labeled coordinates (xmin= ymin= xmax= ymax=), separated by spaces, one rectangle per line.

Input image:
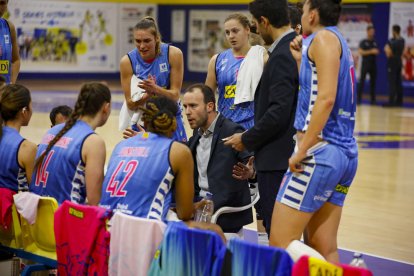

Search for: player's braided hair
xmin=35 ymin=82 xmax=111 ymax=168
xmin=139 ymin=96 xmax=177 ymax=137
xmin=0 ymin=84 xmax=31 ymax=141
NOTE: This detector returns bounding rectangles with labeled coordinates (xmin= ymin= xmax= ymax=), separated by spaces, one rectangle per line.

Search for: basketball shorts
xmin=276 ymin=142 xmax=358 ymax=212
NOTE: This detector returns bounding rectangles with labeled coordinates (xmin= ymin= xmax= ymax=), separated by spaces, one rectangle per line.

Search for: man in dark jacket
xmin=224 ymin=0 xmax=299 ymax=235
xmin=184 ymin=83 xmax=253 ymax=233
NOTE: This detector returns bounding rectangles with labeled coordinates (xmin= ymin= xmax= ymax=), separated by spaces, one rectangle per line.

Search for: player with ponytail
xmin=0 ymin=84 xmax=36 ymax=193
xmin=30 ymin=82 xmax=111 ymax=206
xmin=100 ymin=96 xmax=194 ymax=221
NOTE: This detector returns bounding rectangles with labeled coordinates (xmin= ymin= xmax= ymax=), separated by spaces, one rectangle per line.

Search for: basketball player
xmin=270 ymin=0 xmax=358 ymax=263
xmin=0 ymin=84 xmax=36 ymax=192
xmin=100 ymin=96 xmax=193 ymax=221
xmin=120 ymin=16 xmax=187 ymax=142
xmin=0 ymin=0 xmax=20 ymax=84
xmin=30 ymin=83 xmax=111 ymax=206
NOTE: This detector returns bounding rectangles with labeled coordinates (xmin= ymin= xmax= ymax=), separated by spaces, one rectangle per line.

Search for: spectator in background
xmin=357 ymin=24 xmax=379 ymax=105
xmin=384 ymin=24 xmax=405 ymax=107
xmin=49 ymin=105 xmax=73 ymax=127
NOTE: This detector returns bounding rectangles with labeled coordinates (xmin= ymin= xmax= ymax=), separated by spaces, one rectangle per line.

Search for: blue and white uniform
xmin=100 ymin=132 xmax=174 ymax=221
xmin=0 ymin=18 xmax=12 ymax=84
xmin=216 ymin=49 xmax=254 ymax=129
xmin=30 ymin=121 xmax=94 ymax=205
xmin=128 ymin=43 xmax=187 ymax=142
xmin=277 ymin=27 xmax=358 ymax=212
xmin=0 ymin=127 xmax=29 ymax=192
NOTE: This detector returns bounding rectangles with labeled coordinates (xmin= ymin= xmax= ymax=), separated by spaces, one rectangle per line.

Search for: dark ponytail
xmin=139 ymin=96 xmax=177 ymax=137
xmin=308 ymin=0 xmax=342 ymax=26
xmin=35 ymin=82 xmax=111 ymax=168
xmin=0 ymin=84 xmax=31 ymax=141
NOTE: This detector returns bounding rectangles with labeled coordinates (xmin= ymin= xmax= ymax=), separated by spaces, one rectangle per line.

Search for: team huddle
xmin=0 ymin=0 xmax=357 ymax=265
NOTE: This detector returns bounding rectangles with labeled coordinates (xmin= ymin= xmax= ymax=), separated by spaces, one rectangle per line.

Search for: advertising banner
xmin=8 ymin=0 xmax=118 ymax=72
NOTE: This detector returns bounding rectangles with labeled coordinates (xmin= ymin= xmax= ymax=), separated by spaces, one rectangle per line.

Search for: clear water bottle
xmin=195 ymin=193 xmax=214 ymax=223
xmin=349 ymin=252 xmax=368 ymax=269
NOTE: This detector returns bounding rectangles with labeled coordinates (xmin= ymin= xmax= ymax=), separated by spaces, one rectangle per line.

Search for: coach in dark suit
xmin=183 ymin=84 xmax=253 ymax=233
xmin=224 ymin=0 xmax=299 ymax=235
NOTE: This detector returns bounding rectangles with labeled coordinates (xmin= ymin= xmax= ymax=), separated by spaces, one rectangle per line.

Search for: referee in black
xmin=384 ymin=25 xmax=405 ymax=107
xmin=357 ymin=24 xmax=379 ymax=105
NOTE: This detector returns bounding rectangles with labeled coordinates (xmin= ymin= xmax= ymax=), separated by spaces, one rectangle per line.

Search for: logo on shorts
xmin=313 ymin=195 xmax=328 ymax=202
xmin=4 ymin=35 xmax=10 ymax=44
xmin=159 ymin=63 xmax=168 ymax=72
xmin=335 ymin=184 xmax=349 ymax=194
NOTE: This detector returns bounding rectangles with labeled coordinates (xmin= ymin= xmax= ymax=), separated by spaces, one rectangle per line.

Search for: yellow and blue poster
xmin=9 ymin=0 xmax=118 ymax=72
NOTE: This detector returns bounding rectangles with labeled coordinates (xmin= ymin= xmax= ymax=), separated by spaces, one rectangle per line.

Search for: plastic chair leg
xmin=21 ymin=263 xmax=51 ymax=276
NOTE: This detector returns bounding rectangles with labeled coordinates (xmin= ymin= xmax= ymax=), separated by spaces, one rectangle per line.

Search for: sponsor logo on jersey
xmin=224 ymin=85 xmax=236 ymax=99
xmin=0 ymin=60 xmax=9 ymax=74
xmin=4 ymin=35 xmax=9 ymax=44
xmin=159 ymin=62 xmax=168 ymax=72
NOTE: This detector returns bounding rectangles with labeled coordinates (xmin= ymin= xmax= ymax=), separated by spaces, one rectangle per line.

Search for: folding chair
xmin=0 ymin=204 xmax=22 ymax=249
xmin=211 ymin=183 xmax=260 ymax=224
xmin=20 ymin=196 xmax=58 ymax=259
xmin=148 ymin=221 xmax=227 ymax=276
xmin=228 ymin=238 xmax=293 ymax=276
xmin=54 ymin=200 xmax=111 ymax=276
xmin=109 ymin=212 xmax=166 ymax=276
xmin=19 ymin=196 xmax=58 ymax=275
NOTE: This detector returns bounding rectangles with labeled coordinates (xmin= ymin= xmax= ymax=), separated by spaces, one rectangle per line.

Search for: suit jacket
xmin=188 ymin=114 xmax=253 ymax=232
xmin=242 ymin=31 xmax=298 ymax=171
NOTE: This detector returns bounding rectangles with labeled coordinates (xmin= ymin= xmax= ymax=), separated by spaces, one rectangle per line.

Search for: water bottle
xmin=349 ymin=252 xmax=368 ymax=269
xmin=195 ymin=193 xmax=214 ymax=223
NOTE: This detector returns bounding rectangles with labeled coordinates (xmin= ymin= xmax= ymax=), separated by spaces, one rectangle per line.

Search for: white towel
xmin=108 ymin=212 xmax=166 ymax=276
xmin=118 ymin=75 xmax=145 ymax=131
xmin=234 ymin=45 xmax=265 ymax=105
xmin=13 ymin=192 xmax=40 ymax=225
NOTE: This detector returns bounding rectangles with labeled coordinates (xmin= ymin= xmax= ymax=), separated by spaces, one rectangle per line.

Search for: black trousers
xmin=388 ymin=63 xmax=403 ymax=105
xmin=256 ymin=170 xmax=286 ymax=236
xmin=357 ymin=64 xmax=377 ymax=103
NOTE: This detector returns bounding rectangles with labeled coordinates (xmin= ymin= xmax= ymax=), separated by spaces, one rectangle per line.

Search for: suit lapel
xmin=209 ymin=114 xmax=224 ymax=164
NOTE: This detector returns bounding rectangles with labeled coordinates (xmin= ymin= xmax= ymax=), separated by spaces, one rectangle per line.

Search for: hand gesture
xmin=290 ymin=35 xmax=303 ymax=63
xmin=232 ymin=156 xmax=255 ymax=180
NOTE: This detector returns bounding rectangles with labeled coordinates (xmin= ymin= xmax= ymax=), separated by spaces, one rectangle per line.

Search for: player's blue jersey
xmin=216 ymin=49 xmax=254 ymax=129
xmin=228 ymin=238 xmax=293 ymax=276
xmin=295 ymin=26 xmax=357 ymax=156
xmin=0 ymin=127 xmax=28 ymax=192
xmin=128 ymin=43 xmax=170 ymax=88
xmin=148 ymin=221 xmax=227 ymax=276
xmin=30 ymin=121 xmax=94 ymax=204
xmin=128 ymin=43 xmax=187 ymax=142
xmin=0 ymin=18 xmax=12 ymax=84
xmin=100 ymin=132 xmax=175 ymax=221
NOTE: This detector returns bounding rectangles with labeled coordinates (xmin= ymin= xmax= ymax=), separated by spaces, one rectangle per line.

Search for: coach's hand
xmin=223 ymin=133 xmax=245 ymax=152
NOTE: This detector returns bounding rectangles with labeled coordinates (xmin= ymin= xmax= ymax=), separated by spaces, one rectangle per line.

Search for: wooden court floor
xmin=17 ymin=80 xmax=414 ymax=264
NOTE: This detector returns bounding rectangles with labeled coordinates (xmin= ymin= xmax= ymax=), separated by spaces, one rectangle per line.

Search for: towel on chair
xmin=13 ymin=192 xmax=40 ymax=225
xmin=119 ymin=75 xmax=145 ymax=131
xmin=234 ymin=45 xmax=265 ymax=105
